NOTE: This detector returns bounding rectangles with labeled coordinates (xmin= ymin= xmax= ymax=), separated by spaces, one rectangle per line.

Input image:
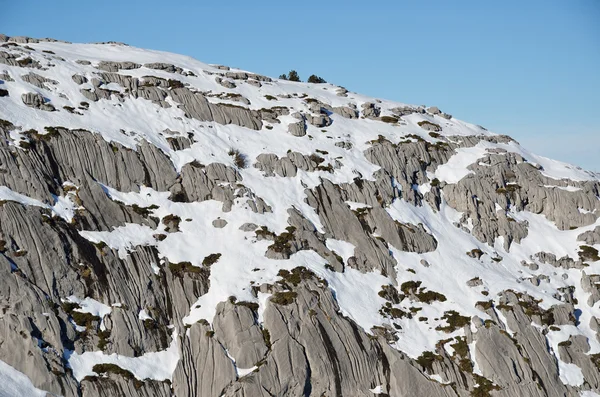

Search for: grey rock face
xmin=21 ymin=92 xmax=55 ymax=111
xmin=333 ymin=105 xmax=359 ymax=119
xmin=1 ymin=36 xmax=599 ymax=397
xmin=21 ymin=72 xmax=58 ymax=89
xmin=361 ymin=102 xmax=380 ymax=118
xmin=96 ymin=61 xmax=141 ymax=72
xmin=144 ymin=62 xmax=184 ymax=74
xmin=287 ymin=113 xmax=307 ymax=137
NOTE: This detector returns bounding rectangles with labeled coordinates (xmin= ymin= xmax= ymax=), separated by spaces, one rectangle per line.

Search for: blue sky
xmin=3 ymin=0 xmax=599 ymax=171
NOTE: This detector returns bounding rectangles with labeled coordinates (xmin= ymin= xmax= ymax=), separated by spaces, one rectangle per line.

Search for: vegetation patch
xmin=578 ymin=245 xmax=600 ymax=262
xmin=169 ymin=261 xmax=206 ymax=278
xmin=379 ymin=303 xmax=409 ymax=320
xmin=71 ymin=311 xmax=101 ymax=329
xmin=228 ymin=148 xmax=248 ymax=168
xmin=202 ymin=253 xmax=222 ymax=266
xmin=279 ymin=70 xmax=300 ymax=82
xmin=92 ymin=363 xmax=142 ymax=388
xmin=436 ymin=310 xmax=470 ymax=333
xmin=307 ymin=74 xmax=327 ymax=83
xmin=415 ymin=351 xmax=443 ymax=373
xmin=270 ymin=291 xmax=297 ymax=305
xmin=380 ymin=116 xmax=398 ymax=124
xmin=277 ymin=266 xmax=319 ymax=287
xmin=131 ymin=204 xmax=158 ymax=217
xmin=470 ymin=374 xmax=501 ymax=396
xmin=378 ymin=285 xmax=402 ymax=304
xmin=167 ymin=79 xmax=184 ymax=89
xmin=417 ymin=120 xmax=442 ymax=132
xmin=268 ymin=226 xmax=296 ymax=255
xmin=399 ymin=281 xmax=446 ymax=303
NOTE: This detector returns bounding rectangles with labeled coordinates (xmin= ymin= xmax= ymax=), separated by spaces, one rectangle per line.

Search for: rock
xmin=287 ymin=113 xmax=307 ymax=137
xmin=212 ymin=219 xmax=228 ymax=228
xmin=335 ymin=141 xmax=353 ymax=150
xmin=361 ymin=102 xmax=380 ymax=118
xmin=21 ymin=92 xmax=55 ymax=111
xmin=427 ymin=106 xmax=441 ymax=115
xmin=21 ymin=72 xmax=58 ymax=89
xmin=246 ymin=79 xmax=261 ymax=87
xmin=71 ymin=74 xmax=88 ymax=84
xmin=96 ymin=61 xmax=141 ymax=72
xmin=239 ymin=223 xmax=258 ymax=232
xmin=215 ymin=77 xmax=236 ymax=89
xmin=144 ymin=62 xmax=184 ymax=74
xmin=333 ymin=106 xmax=359 ymax=119
xmin=309 ymin=114 xmax=332 ymax=127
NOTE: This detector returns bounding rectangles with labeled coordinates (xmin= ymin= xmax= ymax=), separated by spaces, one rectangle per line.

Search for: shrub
xmin=169 ymin=261 xmax=205 ymax=278
xmin=579 ymin=245 xmax=600 ymax=262
xmin=270 ymin=291 xmax=297 ymax=305
xmin=228 ymin=148 xmax=248 ymax=168
xmin=277 ymin=266 xmax=314 ymax=286
xmin=307 ymin=75 xmax=326 ymax=84
xmin=380 ymin=116 xmax=398 ymax=123
xmin=264 ymin=95 xmax=277 ymax=101
xmin=415 ymin=351 xmax=442 ymax=372
xmin=167 ymin=79 xmax=184 ymax=89
xmin=92 ymin=364 xmax=142 ymax=388
xmin=202 ymin=253 xmax=222 ymax=266
xmin=71 ymin=311 xmax=101 ymax=329
xmin=268 ymin=226 xmax=296 ymax=254
xmin=378 ymin=285 xmax=402 ymax=304
xmin=132 ymin=204 xmax=158 ymax=217
xmin=0 ymin=88 xmax=8 ymax=97
xmin=436 ymin=310 xmax=470 ymax=333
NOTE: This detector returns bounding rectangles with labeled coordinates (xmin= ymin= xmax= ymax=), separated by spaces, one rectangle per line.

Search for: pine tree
xmin=287 ymin=70 xmax=300 ymax=82
xmin=307 ymin=75 xmax=327 ymax=84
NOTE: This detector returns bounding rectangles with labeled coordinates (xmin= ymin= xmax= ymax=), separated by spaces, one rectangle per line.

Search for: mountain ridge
xmin=0 ymin=34 xmax=599 ymax=397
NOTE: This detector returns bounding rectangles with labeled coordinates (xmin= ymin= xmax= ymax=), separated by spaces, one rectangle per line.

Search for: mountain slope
xmin=0 ymin=34 xmax=599 ymax=397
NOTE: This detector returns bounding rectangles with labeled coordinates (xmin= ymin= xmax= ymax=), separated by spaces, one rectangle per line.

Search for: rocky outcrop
xmin=21 ymin=92 xmax=55 ymax=111
xmin=1 ymin=35 xmax=599 ymax=397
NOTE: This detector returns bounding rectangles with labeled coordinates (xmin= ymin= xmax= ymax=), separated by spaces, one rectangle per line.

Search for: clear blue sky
xmin=3 ymin=0 xmax=599 ymax=171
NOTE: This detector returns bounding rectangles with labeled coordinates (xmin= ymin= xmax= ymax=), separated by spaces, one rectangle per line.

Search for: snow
xmin=138 ymin=309 xmax=152 ymax=321
xmin=427 ymin=374 xmax=450 ymax=384
xmin=433 ymin=141 xmax=494 ymax=184
xmin=0 ymin=186 xmax=77 ymax=222
xmin=544 ymin=185 xmax=582 ymax=192
xmin=65 ymin=295 xmax=112 ymax=331
xmin=1 ymin=38 xmax=599 ymax=380
xmin=67 ymin=329 xmax=179 ymax=381
xmin=369 ymin=385 xmax=384 ymax=394
xmin=325 ymin=238 xmax=356 ymax=264
xmin=0 ymin=360 xmax=49 ymax=397
xmin=79 ymin=223 xmax=157 ymax=259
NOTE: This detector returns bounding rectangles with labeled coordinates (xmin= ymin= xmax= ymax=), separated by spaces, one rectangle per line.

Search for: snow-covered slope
xmin=0 ymin=34 xmax=599 ymax=397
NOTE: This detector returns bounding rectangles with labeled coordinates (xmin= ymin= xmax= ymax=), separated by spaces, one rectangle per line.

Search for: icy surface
xmin=0 ymin=360 xmax=49 ymax=397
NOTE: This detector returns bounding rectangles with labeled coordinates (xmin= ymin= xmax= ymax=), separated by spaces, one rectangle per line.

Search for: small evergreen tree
xmin=287 ymin=70 xmax=301 ymax=82
xmin=279 ymin=73 xmax=288 ymax=80
xmin=307 ymin=75 xmax=327 ymax=84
